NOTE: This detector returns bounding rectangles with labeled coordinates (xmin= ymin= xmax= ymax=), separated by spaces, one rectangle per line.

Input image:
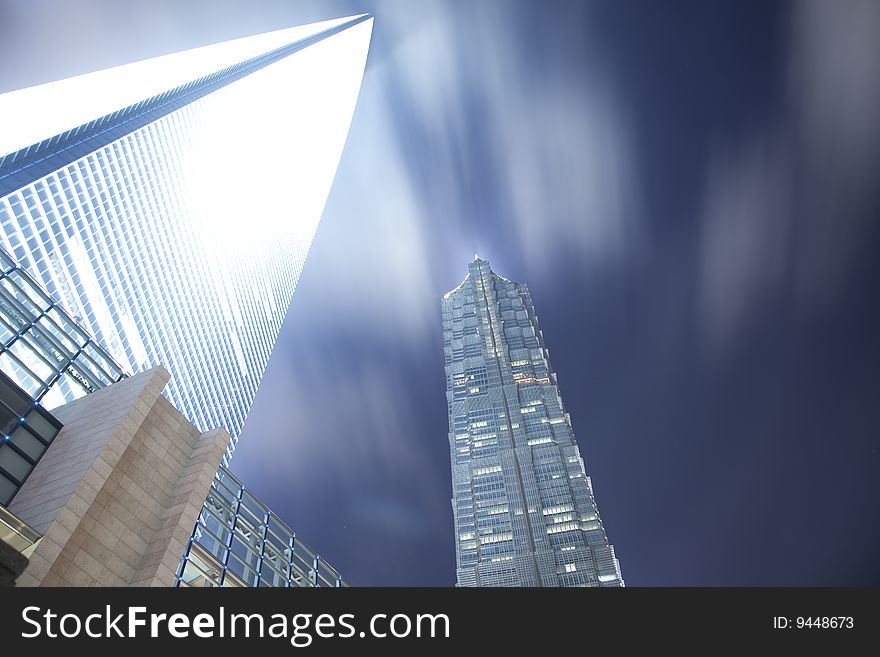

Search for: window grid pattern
xmin=0 ymin=101 xmax=295 ymax=457
xmin=0 ymin=369 xmax=64 ymax=506
xmin=443 ymin=258 xmax=623 ymax=587
xmin=177 ymin=465 xmax=345 ymax=588
xmin=0 ymin=244 xmax=127 ymax=408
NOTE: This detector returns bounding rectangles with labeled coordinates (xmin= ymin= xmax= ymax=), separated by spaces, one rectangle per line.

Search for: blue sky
xmin=3 ymin=0 xmax=879 ymax=585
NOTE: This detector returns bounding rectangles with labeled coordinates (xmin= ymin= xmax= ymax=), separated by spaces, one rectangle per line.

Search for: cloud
xmin=302 ymin=75 xmax=441 ymax=346
xmin=235 ymin=342 xmax=443 ymax=483
xmin=698 ymin=0 xmax=880 ymax=351
xmin=404 ymin=1 xmax=642 ymax=275
xmin=466 ymin=3 xmax=640 ymax=274
xmin=699 ymin=134 xmax=793 ymax=349
xmin=285 ymin=1 xmax=642 ymax=348
xmin=493 ymin=76 xmax=639 ymax=273
xmin=348 ymin=494 xmax=432 ymax=537
xmin=787 ymin=0 xmax=880 ymax=308
xmin=281 ymin=2 xmax=477 ymax=346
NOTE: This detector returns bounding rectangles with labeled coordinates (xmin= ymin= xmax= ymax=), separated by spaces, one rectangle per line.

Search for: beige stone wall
xmin=8 ymin=366 xmax=228 ymax=587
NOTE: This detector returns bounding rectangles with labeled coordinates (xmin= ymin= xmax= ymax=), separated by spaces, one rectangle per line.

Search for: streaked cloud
xmin=699 ymin=0 xmax=880 ymax=351
xmin=296 ymin=0 xmax=642 ymax=347
xmin=787 ymin=0 xmax=880 ymax=308
xmin=699 ymin=135 xmax=793 ymax=349
xmin=470 ymin=4 xmax=640 ymax=274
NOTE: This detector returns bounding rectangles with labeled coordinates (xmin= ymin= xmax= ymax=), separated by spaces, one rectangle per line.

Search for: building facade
xmin=7 ymin=366 xmax=230 ymax=587
xmin=177 ymin=467 xmax=344 ymax=588
xmin=0 ymin=364 xmax=344 ymax=587
xmin=0 ymin=14 xmax=373 ymax=461
xmin=442 ymin=258 xmax=623 ymax=586
xmin=0 ymin=244 xmax=343 ymax=586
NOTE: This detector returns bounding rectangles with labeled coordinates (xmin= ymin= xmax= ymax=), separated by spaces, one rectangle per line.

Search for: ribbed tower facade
xmin=0 ymin=15 xmax=373 ymax=461
xmin=443 ymin=258 xmax=623 ymax=586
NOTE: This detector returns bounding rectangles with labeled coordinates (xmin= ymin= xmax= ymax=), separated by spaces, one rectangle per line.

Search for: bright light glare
xmin=0 ymin=14 xmax=367 ymax=158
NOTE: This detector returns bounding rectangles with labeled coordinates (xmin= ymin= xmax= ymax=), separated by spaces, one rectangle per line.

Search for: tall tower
xmin=0 ymin=15 xmax=373 ymax=462
xmin=442 ymin=258 xmax=623 ymax=586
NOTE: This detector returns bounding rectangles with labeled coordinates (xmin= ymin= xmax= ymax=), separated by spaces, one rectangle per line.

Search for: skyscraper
xmin=442 ymin=258 xmax=623 ymax=587
xmin=0 ymin=14 xmax=373 ymax=461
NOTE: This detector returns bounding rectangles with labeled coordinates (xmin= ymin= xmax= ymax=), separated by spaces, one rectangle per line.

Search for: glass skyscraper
xmin=442 ymin=258 xmax=623 ymax=587
xmin=0 ymin=14 xmax=373 ymax=461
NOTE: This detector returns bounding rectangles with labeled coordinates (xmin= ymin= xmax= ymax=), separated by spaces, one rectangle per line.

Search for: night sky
xmin=2 ymin=0 xmax=878 ymax=586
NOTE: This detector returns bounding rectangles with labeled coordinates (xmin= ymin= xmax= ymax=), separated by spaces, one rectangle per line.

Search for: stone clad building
xmin=8 ymin=367 xmax=227 ymax=586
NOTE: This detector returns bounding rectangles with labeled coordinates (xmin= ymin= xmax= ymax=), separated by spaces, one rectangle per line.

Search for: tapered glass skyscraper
xmin=0 ymin=15 xmax=373 ymax=462
xmin=443 ymin=258 xmax=623 ymax=586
